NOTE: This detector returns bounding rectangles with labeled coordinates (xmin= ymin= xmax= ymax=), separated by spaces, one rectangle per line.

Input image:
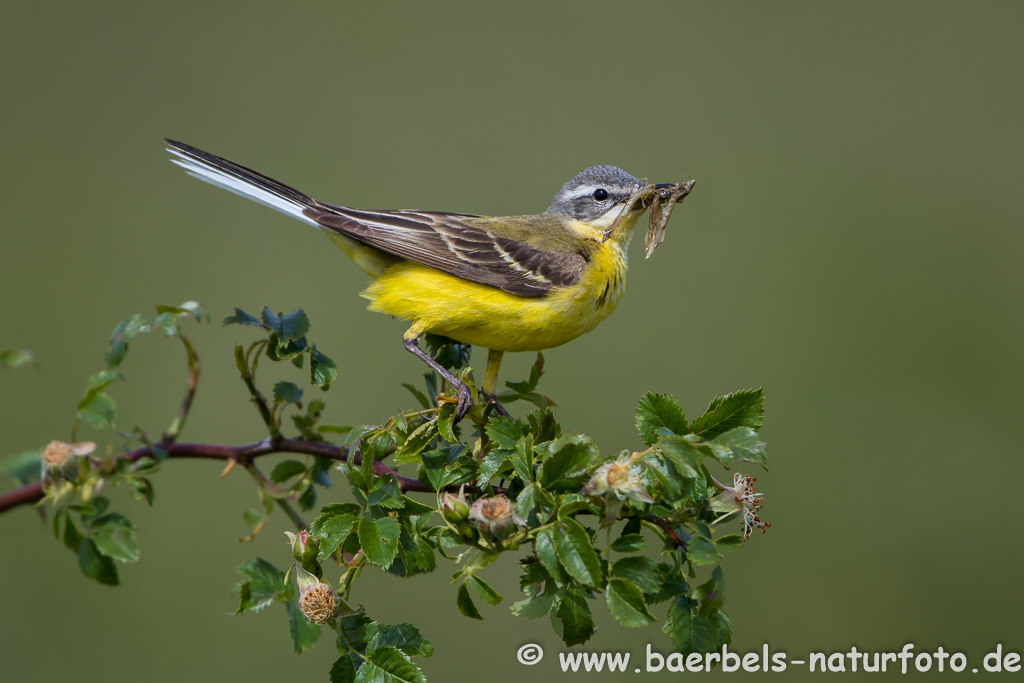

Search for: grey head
xmin=546 ymin=165 xmax=643 ymax=221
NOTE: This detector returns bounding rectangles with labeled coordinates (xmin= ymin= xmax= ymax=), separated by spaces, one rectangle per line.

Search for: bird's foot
xmin=480 ymin=392 xmax=511 ymax=418
xmin=453 ymin=382 xmax=474 ymax=422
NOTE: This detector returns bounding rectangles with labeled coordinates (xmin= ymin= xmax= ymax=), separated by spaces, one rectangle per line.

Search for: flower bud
xmin=284 ymin=530 xmax=321 ymax=564
xmin=469 ymin=495 xmax=525 ymax=541
xmin=440 ymin=489 xmax=470 ymax=523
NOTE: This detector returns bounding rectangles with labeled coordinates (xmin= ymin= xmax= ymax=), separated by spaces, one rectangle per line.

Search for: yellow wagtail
xmin=165 ymin=140 xmax=693 ymax=419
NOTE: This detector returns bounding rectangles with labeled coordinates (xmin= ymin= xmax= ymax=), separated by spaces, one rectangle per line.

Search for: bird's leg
xmin=403 ymin=334 xmax=473 ymax=420
xmin=481 ymin=348 xmax=511 ymax=417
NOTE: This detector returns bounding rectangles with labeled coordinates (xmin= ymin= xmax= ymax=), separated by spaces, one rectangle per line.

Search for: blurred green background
xmin=2 ymin=1 xmax=1022 ymax=680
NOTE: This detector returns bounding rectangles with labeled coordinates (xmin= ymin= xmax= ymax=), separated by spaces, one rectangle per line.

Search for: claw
xmin=454 ymin=383 xmax=474 ymax=421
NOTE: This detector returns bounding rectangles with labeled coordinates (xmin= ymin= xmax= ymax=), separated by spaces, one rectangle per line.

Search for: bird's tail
xmin=165 ymin=139 xmax=321 ymax=228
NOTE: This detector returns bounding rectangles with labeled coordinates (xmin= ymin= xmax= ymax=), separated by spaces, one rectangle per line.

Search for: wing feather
xmin=305 ymin=207 xmax=590 ymax=298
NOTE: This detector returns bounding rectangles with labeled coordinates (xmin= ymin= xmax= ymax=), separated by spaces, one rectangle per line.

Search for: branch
xmin=0 ymin=437 xmax=428 ymax=514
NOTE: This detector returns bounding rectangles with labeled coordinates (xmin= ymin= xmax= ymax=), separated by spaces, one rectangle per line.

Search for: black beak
xmin=653 ymin=183 xmax=675 ymax=190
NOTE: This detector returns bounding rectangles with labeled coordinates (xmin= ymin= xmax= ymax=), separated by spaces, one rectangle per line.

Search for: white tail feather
xmin=167 ymin=149 xmax=320 ymax=228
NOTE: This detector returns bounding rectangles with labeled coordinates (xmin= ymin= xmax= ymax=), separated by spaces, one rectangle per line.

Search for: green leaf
xmin=236 ymin=557 xmax=287 ymax=601
xmin=287 ymin=599 xmax=322 ymax=653
xmin=612 ymin=556 xmax=661 ymax=593
xmin=366 ymin=475 xmax=405 ymax=510
xmin=485 ymin=416 xmax=522 ymax=450
xmin=509 ymin=435 xmax=535 ymax=482
xmin=77 ymin=538 xmax=119 ymax=585
xmin=401 ymin=383 xmax=430 ymax=409
xmin=663 ymin=595 xmax=733 ymax=655
xmin=270 ymin=459 xmax=307 ymax=484
xmin=311 ymin=513 xmax=357 ymax=560
xmin=553 ymin=586 xmax=595 ymax=646
xmin=310 ymin=345 xmax=338 ymax=390
xmin=693 ymin=565 xmax=727 ymax=618
xmin=223 ymin=308 xmax=264 ymax=327
xmin=714 ymin=535 xmax=745 ymax=554
xmin=709 ymin=427 xmax=767 ymax=468
xmin=606 ymin=577 xmax=656 ymax=627
xmin=552 ymin=518 xmax=603 ymax=588
xmin=261 ymin=307 xmax=310 ymax=342
xmin=533 ymin=526 xmax=569 ymax=584
xmin=610 ymin=534 xmax=646 ymax=553
xmin=355 ymin=645 xmax=426 ymax=683
xmin=63 ymin=514 xmax=82 ymax=550
xmin=456 ymin=582 xmax=483 ymax=620
xmin=689 ymin=388 xmax=764 ymax=439
xmin=391 ymin=529 xmax=436 ymax=576
xmin=90 ymin=513 xmax=139 ymax=562
xmin=0 ymin=349 xmax=34 ymax=369
xmin=656 ymin=435 xmax=703 ymax=481
xmin=468 ymin=574 xmax=502 ymax=606
xmin=636 ymin=392 xmax=688 ymax=445
xmin=436 ymin=405 xmax=457 ymax=443
xmin=687 ymin=538 xmax=720 ymax=566
xmin=368 ymin=624 xmax=434 ymax=658
xmin=510 ymin=593 xmax=554 ymax=620
xmin=358 ymin=517 xmax=401 ymax=569
xmin=78 ymin=392 xmax=116 ymax=430
xmin=538 ymin=435 xmax=597 ymax=491
xmin=476 ymin=448 xmax=510 ymax=486
xmin=526 ymin=408 xmax=560 ymax=443
xmin=330 ymin=655 xmax=359 ymax=683
xmin=273 ymin=381 xmax=304 ymax=404
xmin=394 ymin=421 xmax=437 ymax=466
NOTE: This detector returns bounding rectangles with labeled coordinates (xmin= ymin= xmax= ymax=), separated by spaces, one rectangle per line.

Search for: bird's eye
xmin=593 ymin=188 xmax=609 ymax=201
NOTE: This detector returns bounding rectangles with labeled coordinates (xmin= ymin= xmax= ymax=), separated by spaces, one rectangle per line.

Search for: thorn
xmin=218 ymin=458 xmax=238 ymax=480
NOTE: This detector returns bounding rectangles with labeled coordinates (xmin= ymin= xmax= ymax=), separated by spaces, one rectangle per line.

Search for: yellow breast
xmin=361 ymin=239 xmax=630 ymax=352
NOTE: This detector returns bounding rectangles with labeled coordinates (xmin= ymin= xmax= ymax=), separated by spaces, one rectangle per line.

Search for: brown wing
xmin=305 ymin=206 xmax=590 ymax=298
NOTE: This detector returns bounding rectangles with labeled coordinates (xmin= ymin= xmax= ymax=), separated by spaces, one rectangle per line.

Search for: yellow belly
xmin=361 ymin=244 xmax=629 ymax=352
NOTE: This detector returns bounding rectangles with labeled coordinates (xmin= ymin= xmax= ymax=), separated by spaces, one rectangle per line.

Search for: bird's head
xmin=546 ymin=165 xmax=660 ymax=244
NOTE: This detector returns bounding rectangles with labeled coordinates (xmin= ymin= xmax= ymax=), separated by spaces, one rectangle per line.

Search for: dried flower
xmin=469 ymin=495 xmax=525 ymax=541
xmin=294 ymin=564 xmax=338 ymax=625
xmin=710 ymin=473 xmax=771 ymax=541
xmin=41 ymin=440 xmax=95 ymax=470
xmin=583 ymin=454 xmax=654 ymax=505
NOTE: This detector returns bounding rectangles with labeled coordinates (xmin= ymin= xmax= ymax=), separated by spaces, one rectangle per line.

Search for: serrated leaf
xmin=689 ymin=389 xmax=764 ymax=439
xmin=526 ymin=409 xmax=560 ymax=443
xmin=636 ymin=392 xmax=688 ymax=445
xmin=457 ymin=582 xmax=483 ymax=620
xmin=436 ymin=405 xmax=457 ymax=443
xmin=273 ymin=381 xmax=304 ymax=404
xmin=663 ymin=595 xmax=733 ymax=655
xmin=509 ymin=434 xmax=534 ymax=482
xmin=612 ymin=556 xmax=661 ymax=593
xmin=236 ymin=557 xmax=287 ymax=598
xmin=366 ymin=475 xmax=404 ymax=509
xmin=538 ymin=435 xmax=597 ymax=491
xmin=476 ymin=448 xmax=510 ymax=486
xmin=270 ymin=459 xmax=307 ymax=483
xmin=552 ymin=518 xmax=603 ymax=588
xmin=78 ymin=392 xmax=116 ymax=430
xmin=358 ymin=517 xmax=401 ymax=569
xmin=223 ymin=308 xmax=264 ymax=327
xmin=510 ymin=593 xmax=554 ymax=620
xmin=485 ymin=417 xmax=522 ymax=450
xmin=355 ymin=645 xmax=426 ymax=683
xmin=77 ymin=538 xmax=119 ymax=585
xmin=261 ymin=307 xmax=310 ymax=342
xmin=311 ymin=345 xmax=338 ymax=390
xmin=287 ymin=599 xmax=322 ymax=653
xmin=610 ymin=534 xmax=646 ymax=553
xmin=606 ymin=577 xmax=656 ymax=627
xmin=311 ymin=513 xmax=357 ymax=560
xmin=554 ymin=586 xmax=595 ymax=646
xmin=534 ymin=526 xmax=569 ymax=584
xmin=368 ymin=624 xmax=434 ymax=658
xmin=709 ymin=427 xmax=767 ymax=468
xmin=687 ymin=538 xmax=720 ymax=566
xmin=90 ymin=513 xmax=139 ymax=562
xmin=394 ymin=421 xmax=437 ymax=466
xmin=468 ymin=574 xmax=502 ymax=606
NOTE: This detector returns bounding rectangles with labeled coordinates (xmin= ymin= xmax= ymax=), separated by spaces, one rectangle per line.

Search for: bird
xmin=165 ymin=139 xmax=692 ymax=420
